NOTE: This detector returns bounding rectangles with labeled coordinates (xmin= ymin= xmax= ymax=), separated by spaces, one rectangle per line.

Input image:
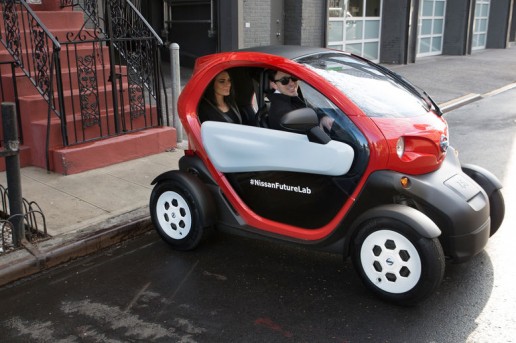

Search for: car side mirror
xmin=280 ymin=108 xmax=331 ymax=144
xmin=280 ymin=108 xmax=319 ymax=133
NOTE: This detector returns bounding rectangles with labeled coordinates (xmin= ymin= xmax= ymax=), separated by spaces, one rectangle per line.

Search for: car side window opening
xmin=198 ymin=67 xmax=262 ymax=126
xmin=197 ymin=70 xmax=242 ymax=124
xmin=263 ymin=69 xmax=363 ymax=141
xmin=197 ymin=66 xmax=369 ymax=175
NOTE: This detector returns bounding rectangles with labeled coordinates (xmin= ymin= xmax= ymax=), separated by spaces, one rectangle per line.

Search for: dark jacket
xmin=267 ymin=92 xmax=307 ymax=130
xmin=198 ymin=98 xmax=242 ymax=124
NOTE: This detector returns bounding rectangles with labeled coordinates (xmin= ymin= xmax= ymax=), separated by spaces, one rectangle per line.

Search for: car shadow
xmin=159 ymin=229 xmax=494 ymax=342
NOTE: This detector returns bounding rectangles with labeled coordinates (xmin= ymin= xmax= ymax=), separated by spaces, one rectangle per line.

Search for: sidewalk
xmin=1 ymin=44 xmax=516 ymax=286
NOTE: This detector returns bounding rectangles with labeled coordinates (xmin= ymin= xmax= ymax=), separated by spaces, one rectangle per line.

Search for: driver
xmin=267 ymin=69 xmax=334 ymax=132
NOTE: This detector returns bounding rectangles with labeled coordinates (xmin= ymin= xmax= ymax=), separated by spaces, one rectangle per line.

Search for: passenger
xmin=267 ymin=69 xmax=334 ymax=131
xmin=198 ymin=70 xmax=242 ymax=124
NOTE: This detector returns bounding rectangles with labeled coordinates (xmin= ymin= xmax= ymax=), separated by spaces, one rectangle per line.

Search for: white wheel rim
xmin=360 ymin=230 xmax=422 ymax=294
xmin=156 ymin=191 xmax=192 ymax=239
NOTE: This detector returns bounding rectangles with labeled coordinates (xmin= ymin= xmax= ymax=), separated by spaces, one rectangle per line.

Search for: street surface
xmin=0 ymin=89 xmax=515 ymax=342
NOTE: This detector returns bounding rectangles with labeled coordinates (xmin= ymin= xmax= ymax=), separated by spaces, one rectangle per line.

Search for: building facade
xmin=148 ymin=0 xmax=515 ymax=65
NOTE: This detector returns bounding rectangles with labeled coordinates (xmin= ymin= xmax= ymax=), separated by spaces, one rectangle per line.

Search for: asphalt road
xmin=0 ymin=89 xmax=515 ymax=342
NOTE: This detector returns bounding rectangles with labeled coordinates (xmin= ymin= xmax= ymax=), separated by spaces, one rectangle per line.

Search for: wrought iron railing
xmin=0 ymin=1 xmax=64 ymax=147
xmin=57 ymin=0 xmax=169 ymax=141
xmin=1 ymin=0 xmax=169 ymax=162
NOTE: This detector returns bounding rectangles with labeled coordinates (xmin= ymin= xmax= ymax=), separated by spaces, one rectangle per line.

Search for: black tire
xmin=352 ymin=218 xmax=445 ymax=306
xmin=488 ymin=189 xmax=505 ymax=237
xmin=150 ymin=179 xmax=205 ymax=251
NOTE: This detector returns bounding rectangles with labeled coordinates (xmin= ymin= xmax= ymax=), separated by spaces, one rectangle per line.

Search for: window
xmin=472 ymin=0 xmax=490 ymax=50
xmin=417 ymin=0 xmax=447 ymax=57
xmin=327 ymin=0 xmax=382 ymax=62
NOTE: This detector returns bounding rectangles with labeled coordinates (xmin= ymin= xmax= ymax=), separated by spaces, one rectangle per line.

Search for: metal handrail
xmin=0 ymin=0 xmax=67 ymax=147
xmin=125 ymin=0 xmax=163 ymax=45
xmin=0 ymin=1 xmax=62 ymax=100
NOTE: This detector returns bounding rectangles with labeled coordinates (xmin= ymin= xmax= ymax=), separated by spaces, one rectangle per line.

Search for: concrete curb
xmin=0 ymin=208 xmax=152 ymax=287
xmin=440 ymin=93 xmax=482 ymax=113
xmin=440 ymin=83 xmax=516 ymax=114
xmin=482 ymin=82 xmax=516 ymax=98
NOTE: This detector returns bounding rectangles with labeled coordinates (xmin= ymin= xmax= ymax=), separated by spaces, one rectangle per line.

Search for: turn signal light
xmin=400 ymin=176 xmax=410 ymax=188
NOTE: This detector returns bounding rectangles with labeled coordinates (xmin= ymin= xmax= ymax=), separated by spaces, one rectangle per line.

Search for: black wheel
xmin=150 ymin=179 xmax=205 ymax=251
xmin=488 ymin=189 xmax=505 ymax=237
xmin=352 ymin=218 xmax=445 ymax=306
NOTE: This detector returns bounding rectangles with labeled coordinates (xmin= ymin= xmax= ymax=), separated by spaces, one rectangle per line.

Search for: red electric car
xmin=150 ymin=46 xmax=505 ymax=305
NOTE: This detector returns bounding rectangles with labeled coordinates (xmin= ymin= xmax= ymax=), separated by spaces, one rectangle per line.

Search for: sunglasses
xmin=274 ymin=76 xmax=299 ymax=85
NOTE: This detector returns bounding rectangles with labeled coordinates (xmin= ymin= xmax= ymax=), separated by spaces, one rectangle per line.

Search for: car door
xmin=201 ymin=121 xmax=354 ymax=228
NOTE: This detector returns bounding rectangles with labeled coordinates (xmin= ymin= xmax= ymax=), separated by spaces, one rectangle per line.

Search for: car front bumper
xmin=360 ymin=148 xmax=490 ymax=262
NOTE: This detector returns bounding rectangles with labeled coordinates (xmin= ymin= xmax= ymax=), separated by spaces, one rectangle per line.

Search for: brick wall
xmin=442 ymin=0 xmax=471 ymax=55
xmin=284 ymin=0 xmax=325 ymax=46
xmin=380 ymin=0 xmax=410 ymax=64
xmin=284 ymin=0 xmax=302 ymax=45
xmin=243 ymin=0 xmax=326 ymax=48
xmin=242 ymin=0 xmax=272 ymax=47
xmin=512 ymin=1 xmax=516 ymax=41
xmin=300 ymin=0 xmax=326 ymax=46
xmin=486 ymin=0 xmax=512 ymax=48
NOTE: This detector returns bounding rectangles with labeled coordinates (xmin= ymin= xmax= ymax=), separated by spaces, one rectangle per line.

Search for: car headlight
xmin=396 ymin=137 xmax=405 ymax=158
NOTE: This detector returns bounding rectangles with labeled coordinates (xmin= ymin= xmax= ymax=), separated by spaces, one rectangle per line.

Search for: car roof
xmin=236 ymin=45 xmax=332 ymax=60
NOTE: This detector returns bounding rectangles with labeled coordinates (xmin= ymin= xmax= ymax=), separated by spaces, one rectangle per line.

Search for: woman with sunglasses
xmin=266 ymin=70 xmax=306 ymax=130
xmin=198 ymin=70 xmax=242 ymax=124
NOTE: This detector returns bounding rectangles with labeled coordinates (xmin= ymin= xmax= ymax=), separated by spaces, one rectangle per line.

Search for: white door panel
xmin=201 ymin=122 xmax=355 ymax=176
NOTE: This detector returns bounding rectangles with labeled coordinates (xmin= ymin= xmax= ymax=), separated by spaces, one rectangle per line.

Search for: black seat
xmin=229 ymin=67 xmax=261 ymax=126
xmin=254 ymin=69 xmax=276 ymax=128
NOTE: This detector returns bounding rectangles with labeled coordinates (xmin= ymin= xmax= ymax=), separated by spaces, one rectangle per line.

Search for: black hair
xmin=266 ymin=69 xmax=278 ymax=82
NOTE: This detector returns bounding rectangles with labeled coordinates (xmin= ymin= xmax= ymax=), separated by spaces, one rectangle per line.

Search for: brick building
xmin=147 ymin=0 xmax=515 ymax=65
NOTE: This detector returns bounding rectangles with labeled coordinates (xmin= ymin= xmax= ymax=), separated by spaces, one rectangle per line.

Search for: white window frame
xmin=472 ymin=0 xmax=490 ymax=50
xmin=417 ymin=0 xmax=447 ymax=58
xmin=327 ymin=0 xmax=383 ymax=62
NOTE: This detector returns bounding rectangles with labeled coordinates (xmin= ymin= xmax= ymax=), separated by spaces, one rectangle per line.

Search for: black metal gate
xmin=163 ymin=0 xmax=217 ymax=66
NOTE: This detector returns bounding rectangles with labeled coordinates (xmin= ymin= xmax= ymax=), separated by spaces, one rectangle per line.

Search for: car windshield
xmin=297 ymin=53 xmax=430 ymax=118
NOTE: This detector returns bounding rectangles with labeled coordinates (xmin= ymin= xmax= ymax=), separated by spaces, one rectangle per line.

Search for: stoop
xmin=51 ymin=127 xmax=177 ymax=175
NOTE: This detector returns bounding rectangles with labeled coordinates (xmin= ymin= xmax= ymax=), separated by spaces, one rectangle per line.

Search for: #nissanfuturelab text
xmin=249 ymin=178 xmax=312 ymax=194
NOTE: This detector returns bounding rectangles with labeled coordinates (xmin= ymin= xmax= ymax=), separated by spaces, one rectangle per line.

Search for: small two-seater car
xmin=150 ymin=46 xmax=505 ymax=305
